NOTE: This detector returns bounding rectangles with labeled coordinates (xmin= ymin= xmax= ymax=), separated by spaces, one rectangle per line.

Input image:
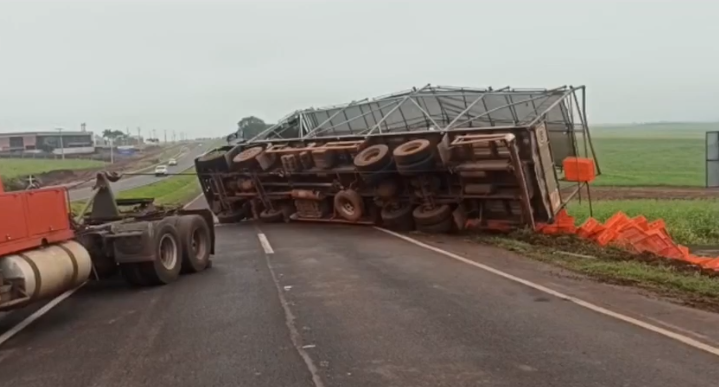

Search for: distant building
xmin=0 ymin=131 xmax=95 ymax=155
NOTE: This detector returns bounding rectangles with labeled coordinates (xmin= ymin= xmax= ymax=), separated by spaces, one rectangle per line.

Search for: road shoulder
xmin=403 ymin=231 xmax=719 ymax=348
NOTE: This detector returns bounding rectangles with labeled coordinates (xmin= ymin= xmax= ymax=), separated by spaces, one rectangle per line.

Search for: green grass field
xmin=587 ymin=123 xmax=712 ymax=187
xmin=117 ymin=169 xmax=201 ymax=207
xmin=0 ymin=158 xmax=105 ymax=179
xmin=590 ymin=137 xmax=704 ymax=186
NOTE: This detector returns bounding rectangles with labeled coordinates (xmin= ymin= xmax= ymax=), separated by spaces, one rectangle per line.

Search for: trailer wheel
xmin=178 ymin=215 xmax=211 ymax=274
xmin=217 ymin=210 xmax=245 ymax=224
xmin=417 ymin=217 xmax=454 ymax=234
xmin=354 ymin=144 xmax=391 ymax=172
xmin=412 ymin=204 xmax=452 ymax=226
xmin=393 ymin=139 xmax=432 ymax=165
xmin=380 ymin=203 xmax=415 ymax=231
xmin=120 ymin=263 xmax=151 ymax=287
xmin=334 ymin=190 xmax=364 ymax=221
xmin=260 ymin=208 xmax=284 ymax=223
xmin=140 ymin=221 xmax=183 ymax=285
xmin=233 ymin=146 xmax=264 ymax=168
xmin=396 ymin=154 xmax=436 ymax=176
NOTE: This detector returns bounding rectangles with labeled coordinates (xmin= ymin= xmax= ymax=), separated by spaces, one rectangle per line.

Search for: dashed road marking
xmin=0 ymin=285 xmax=84 ymax=347
xmin=257 ymin=227 xmax=325 ymax=387
xmin=257 ymin=233 xmax=274 ymax=254
xmin=375 ymin=226 xmax=719 ymax=358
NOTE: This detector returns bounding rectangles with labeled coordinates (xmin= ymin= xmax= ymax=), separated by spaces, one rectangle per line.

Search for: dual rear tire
xmin=120 ymin=215 xmax=212 ymax=287
xmin=379 ymin=203 xmax=454 ymax=233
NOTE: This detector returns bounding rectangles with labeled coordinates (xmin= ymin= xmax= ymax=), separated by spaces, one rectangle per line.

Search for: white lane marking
xmin=259 ymin=229 xmax=325 ymax=387
xmin=257 ymin=233 xmax=274 ymax=254
xmin=183 ymin=193 xmax=205 ymax=209
xmin=0 ymin=284 xmax=84 ymax=347
xmin=374 ymin=227 xmax=719 ymax=358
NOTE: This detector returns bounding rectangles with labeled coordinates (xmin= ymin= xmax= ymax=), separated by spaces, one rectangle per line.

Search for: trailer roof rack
xmin=248 ymin=84 xmax=589 ymax=143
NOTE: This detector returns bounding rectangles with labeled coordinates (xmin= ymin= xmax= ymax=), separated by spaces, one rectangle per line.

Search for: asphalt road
xmin=67 ymin=142 xmax=214 ymax=201
xmin=1 ymin=220 xmax=719 ymax=387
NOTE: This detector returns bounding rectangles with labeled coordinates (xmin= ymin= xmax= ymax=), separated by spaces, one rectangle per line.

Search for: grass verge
xmin=70 ymin=168 xmax=201 ymax=215
xmin=116 ymin=168 xmax=200 ymax=207
xmin=474 ymin=231 xmax=719 ymax=312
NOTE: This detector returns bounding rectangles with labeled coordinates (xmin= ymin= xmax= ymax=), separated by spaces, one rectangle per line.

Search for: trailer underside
xmin=196 ymin=85 xmax=599 ymax=233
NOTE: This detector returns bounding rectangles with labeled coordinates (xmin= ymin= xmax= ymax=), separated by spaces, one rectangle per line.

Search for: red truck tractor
xmin=0 ymin=172 xmax=216 ymax=312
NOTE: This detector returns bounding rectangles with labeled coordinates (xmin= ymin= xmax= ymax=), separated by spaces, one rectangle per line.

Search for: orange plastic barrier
xmin=536 ymin=210 xmax=719 ymax=271
xmin=563 ymin=157 xmax=596 ymax=183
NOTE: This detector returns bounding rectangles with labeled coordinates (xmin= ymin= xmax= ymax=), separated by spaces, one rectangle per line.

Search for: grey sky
xmin=0 ymin=0 xmax=717 ymax=138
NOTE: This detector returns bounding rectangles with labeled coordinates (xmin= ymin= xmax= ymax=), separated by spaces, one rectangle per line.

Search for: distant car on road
xmin=168 ymin=158 xmax=178 ymax=166
xmin=154 ymin=165 xmax=168 ymax=176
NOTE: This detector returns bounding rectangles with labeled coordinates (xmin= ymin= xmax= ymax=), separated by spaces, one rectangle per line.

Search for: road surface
xmin=1 ymin=217 xmax=719 ymax=386
xmin=67 ymin=142 xmax=214 ymax=201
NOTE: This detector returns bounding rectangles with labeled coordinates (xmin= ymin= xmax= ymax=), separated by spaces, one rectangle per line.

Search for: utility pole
xmin=172 ymin=130 xmax=176 ymax=143
xmin=56 ymin=128 xmax=65 ymax=160
xmin=137 ymin=127 xmax=141 ymax=145
xmin=109 ymin=138 xmax=114 ymax=164
xmin=152 ymin=129 xmax=157 ymax=141
xmin=164 ymin=129 xmax=167 ymax=144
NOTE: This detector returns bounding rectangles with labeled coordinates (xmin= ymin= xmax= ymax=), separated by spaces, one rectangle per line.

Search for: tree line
xmin=229 ymin=116 xmax=301 ymax=143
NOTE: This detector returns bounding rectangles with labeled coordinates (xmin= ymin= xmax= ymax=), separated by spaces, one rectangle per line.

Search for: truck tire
xmin=380 ymin=203 xmax=415 ymax=231
xmin=233 ymin=146 xmax=264 ymax=168
xmin=417 ymin=217 xmax=454 ymax=234
xmin=177 ymin=215 xmax=211 ymax=274
xmin=334 ymin=190 xmax=364 ymax=221
xmin=217 ymin=210 xmax=245 ymax=224
xmin=393 ymin=139 xmax=432 ymax=165
xmin=412 ymin=204 xmax=452 ymax=226
xmin=354 ymin=144 xmax=391 ymax=172
xmin=260 ymin=208 xmax=284 ymax=223
xmin=139 ymin=220 xmax=183 ymax=285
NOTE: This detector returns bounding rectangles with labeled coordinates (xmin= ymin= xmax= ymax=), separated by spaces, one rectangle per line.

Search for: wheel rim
xmin=342 ymin=201 xmax=355 ymax=215
xmin=158 ymin=234 xmax=178 ymax=270
xmin=191 ymin=228 xmax=207 ymax=262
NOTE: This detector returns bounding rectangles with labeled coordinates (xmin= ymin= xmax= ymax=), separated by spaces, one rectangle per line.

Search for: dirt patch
xmin=561 ymin=184 xmax=719 ymax=201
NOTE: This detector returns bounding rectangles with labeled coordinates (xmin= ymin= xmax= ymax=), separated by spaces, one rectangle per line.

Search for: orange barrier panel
xmin=536 ymin=209 xmax=719 ymax=271
xmin=563 ymin=157 xmax=596 ymax=183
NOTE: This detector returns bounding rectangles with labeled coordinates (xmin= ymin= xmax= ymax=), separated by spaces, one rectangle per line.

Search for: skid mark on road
xmin=375 ymin=227 xmax=719 ymax=359
xmin=256 ymin=226 xmax=325 ymax=387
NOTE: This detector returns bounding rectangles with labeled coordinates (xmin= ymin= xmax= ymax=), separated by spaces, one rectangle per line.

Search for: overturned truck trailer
xmin=195 ymin=85 xmax=599 ymax=232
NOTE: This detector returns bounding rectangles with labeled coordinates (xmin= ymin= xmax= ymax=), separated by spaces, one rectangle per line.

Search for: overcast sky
xmin=0 ymin=0 xmax=717 ymax=138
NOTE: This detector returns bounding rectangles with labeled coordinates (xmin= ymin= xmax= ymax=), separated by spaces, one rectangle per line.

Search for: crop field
xmin=588 ymin=123 xmax=711 ymax=187
xmin=0 ymin=158 xmax=105 ymax=179
xmin=566 ymin=122 xmax=719 ymax=246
